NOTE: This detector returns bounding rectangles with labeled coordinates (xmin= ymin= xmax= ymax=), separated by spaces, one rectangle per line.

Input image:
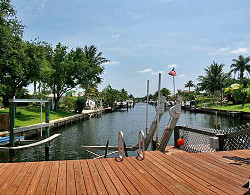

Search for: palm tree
xmin=230 ymin=55 xmax=250 ymax=83
xmin=198 ymin=62 xmax=228 ymax=102
xmin=184 ymin=80 xmax=195 ymax=93
xmin=81 ymin=45 xmax=109 ymax=97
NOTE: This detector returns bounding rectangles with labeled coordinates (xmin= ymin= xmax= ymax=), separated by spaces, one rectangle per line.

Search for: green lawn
xmin=0 ymin=106 xmax=75 ymax=127
xmin=210 ymin=103 xmax=250 ymax=112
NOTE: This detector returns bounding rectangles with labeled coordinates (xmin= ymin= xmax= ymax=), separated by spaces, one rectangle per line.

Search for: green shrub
xmin=60 ymin=96 xmax=77 ymax=111
xmin=224 ymin=83 xmax=249 ymax=104
xmin=0 ymin=97 xmax=3 ymax=108
xmin=75 ymin=97 xmax=86 ymax=113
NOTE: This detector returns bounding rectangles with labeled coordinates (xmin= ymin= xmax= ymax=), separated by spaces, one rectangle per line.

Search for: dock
xmin=0 ymin=150 xmax=249 ymax=194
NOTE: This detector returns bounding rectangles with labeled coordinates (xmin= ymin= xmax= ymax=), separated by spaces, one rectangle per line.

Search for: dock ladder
xmin=117 ymin=131 xmax=145 ymax=161
xmin=138 ymin=131 xmax=145 ymax=159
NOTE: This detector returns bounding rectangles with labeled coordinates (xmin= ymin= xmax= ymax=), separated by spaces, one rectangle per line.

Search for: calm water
xmin=0 ymin=103 xmax=248 ymax=162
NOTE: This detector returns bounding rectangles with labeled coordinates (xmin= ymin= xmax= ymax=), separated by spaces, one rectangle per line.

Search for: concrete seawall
xmin=17 ymin=109 xmax=104 ymax=138
xmin=183 ymin=107 xmax=250 ymax=119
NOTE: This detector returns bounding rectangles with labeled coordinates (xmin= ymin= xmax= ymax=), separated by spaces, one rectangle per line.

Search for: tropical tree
xmin=119 ymin=88 xmax=128 ymax=101
xmin=198 ymin=62 xmax=228 ymax=102
xmin=79 ymin=45 xmax=109 ymax=97
xmin=184 ymin=80 xmax=195 ymax=93
xmin=100 ymin=84 xmax=119 ymax=107
xmin=230 ymin=55 xmax=250 ymax=83
xmin=152 ymin=88 xmax=171 ymax=100
xmin=0 ymin=0 xmax=25 ymax=102
xmin=43 ymin=43 xmax=78 ymax=110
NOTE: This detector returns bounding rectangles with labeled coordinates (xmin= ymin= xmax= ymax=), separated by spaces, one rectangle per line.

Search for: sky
xmin=12 ymin=0 xmax=250 ymax=97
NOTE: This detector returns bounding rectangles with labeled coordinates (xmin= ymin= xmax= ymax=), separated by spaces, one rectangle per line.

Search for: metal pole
xmin=40 ymin=101 xmax=43 ymax=137
xmin=100 ymin=99 xmax=102 ymax=116
xmin=173 ymin=76 xmax=176 ymax=100
xmin=146 ymin=80 xmax=149 ymax=135
xmin=219 ymin=74 xmax=222 ymax=106
xmin=9 ymin=102 xmax=15 ymax=147
xmin=45 ymin=102 xmax=50 ymax=160
xmin=156 ymin=73 xmax=161 ymax=144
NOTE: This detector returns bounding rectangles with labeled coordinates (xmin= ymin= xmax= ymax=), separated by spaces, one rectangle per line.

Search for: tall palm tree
xmin=230 ymin=55 xmax=250 ymax=83
xmin=198 ymin=62 xmax=227 ymax=102
xmin=184 ymin=80 xmax=195 ymax=93
xmin=81 ymin=45 xmax=109 ymax=97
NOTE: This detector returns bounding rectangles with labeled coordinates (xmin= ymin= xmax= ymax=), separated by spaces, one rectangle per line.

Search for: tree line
xmin=181 ymin=56 xmax=250 ymax=105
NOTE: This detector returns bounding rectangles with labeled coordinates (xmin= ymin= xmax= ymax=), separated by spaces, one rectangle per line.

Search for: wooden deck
xmin=0 ymin=150 xmax=249 ymax=194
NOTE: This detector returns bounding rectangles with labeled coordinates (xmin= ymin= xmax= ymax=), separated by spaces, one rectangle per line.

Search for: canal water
xmin=0 ymin=103 xmax=248 ymax=162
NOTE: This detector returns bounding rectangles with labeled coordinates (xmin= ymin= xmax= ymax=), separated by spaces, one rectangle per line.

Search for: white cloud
xmin=112 ymin=34 xmax=120 ymax=38
xmin=103 ymin=61 xmax=120 ymax=66
xmin=230 ymin=47 xmax=248 ymax=54
xmin=211 ymin=47 xmax=248 ymax=55
xmin=137 ymin=68 xmax=153 ymax=73
xmin=167 ymin=64 xmax=178 ymax=68
xmin=178 ymin=74 xmax=186 ymax=78
xmin=211 ymin=47 xmax=229 ymax=55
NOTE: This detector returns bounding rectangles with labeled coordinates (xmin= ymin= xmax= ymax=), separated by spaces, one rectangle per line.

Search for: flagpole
xmin=156 ymin=73 xmax=161 ymax=145
xmin=173 ymin=76 xmax=175 ymax=99
xmin=146 ymin=80 xmax=149 ymax=135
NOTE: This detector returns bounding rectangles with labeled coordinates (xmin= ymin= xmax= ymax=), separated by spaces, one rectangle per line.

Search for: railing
xmin=174 ymin=123 xmax=250 ymax=153
xmin=138 ymin=131 xmax=145 ymax=159
xmin=117 ymin=131 xmax=125 ymax=161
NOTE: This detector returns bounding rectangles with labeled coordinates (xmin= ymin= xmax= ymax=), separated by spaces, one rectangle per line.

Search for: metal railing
xmin=138 ymin=131 xmax=145 ymax=159
xmin=118 ymin=131 xmax=125 ymax=161
xmin=174 ymin=124 xmax=250 ymax=153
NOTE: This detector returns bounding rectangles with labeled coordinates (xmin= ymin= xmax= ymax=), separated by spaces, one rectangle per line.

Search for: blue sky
xmin=12 ymin=0 xmax=250 ymax=97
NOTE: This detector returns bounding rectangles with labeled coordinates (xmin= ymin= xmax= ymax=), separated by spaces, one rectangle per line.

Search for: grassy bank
xmin=0 ymin=107 xmax=75 ymax=127
xmin=209 ymin=103 xmax=250 ymax=112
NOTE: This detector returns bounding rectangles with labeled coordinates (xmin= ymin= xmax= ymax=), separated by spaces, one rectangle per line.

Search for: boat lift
xmin=0 ymin=99 xmax=60 ymax=161
xmin=82 ymin=96 xmax=182 ymax=159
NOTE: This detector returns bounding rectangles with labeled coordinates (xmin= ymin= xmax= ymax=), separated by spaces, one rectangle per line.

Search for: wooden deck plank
xmin=15 ymin=162 xmax=39 ymax=195
xmin=127 ymin=157 xmax=174 ymax=194
xmin=0 ymin=163 xmax=5 ymax=169
xmin=46 ymin=161 xmax=60 ymax=195
xmin=204 ymin=152 xmax=249 ymax=172
xmin=151 ymin=151 xmax=229 ymax=195
xmin=0 ymin=150 xmax=248 ymax=195
xmin=4 ymin=162 xmax=32 ymax=194
xmin=79 ymin=160 xmax=97 ymax=195
xmin=66 ymin=160 xmax=77 ymax=195
xmin=99 ymin=159 xmax=129 ymax=195
xmin=25 ymin=161 xmax=46 ymax=195
xmin=193 ymin=152 xmax=248 ymax=177
xmin=154 ymin=151 xmax=244 ymax=195
xmin=73 ymin=160 xmax=87 ymax=195
xmin=105 ymin=158 xmax=140 ymax=195
xmin=35 ymin=161 xmax=53 ymax=195
xmin=0 ymin=163 xmax=17 ymax=187
xmin=0 ymin=162 xmax=25 ymax=194
xmin=129 ymin=157 xmax=184 ymax=195
xmin=147 ymin=152 xmax=220 ymax=195
xmin=87 ymin=159 xmax=108 ymax=195
xmin=121 ymin=158 xmax=164 ymax=194
xmin=110 ymin=158 xmax=153 ymax=194
xmin=93 ymin=159 xmax=119 ymax=195
xmin=56 ymin=161 xmax=67 ymax=195
xmin=170 ymin=152 xmax=246 ymax=191
xmin=176 ymin=152 xmax=246 ymax=184
xmin=227 ymin=150 xmax=250 ymax=157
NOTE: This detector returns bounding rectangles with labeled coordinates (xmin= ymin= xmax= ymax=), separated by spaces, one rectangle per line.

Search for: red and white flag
xmin=168 ymin=68 xmax=177 ymax=76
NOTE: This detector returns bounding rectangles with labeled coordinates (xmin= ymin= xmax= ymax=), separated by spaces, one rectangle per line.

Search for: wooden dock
xmin=0 ymin=150 xmax=249 ymax=194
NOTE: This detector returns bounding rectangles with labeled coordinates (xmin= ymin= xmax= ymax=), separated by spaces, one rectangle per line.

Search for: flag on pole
xmin=168 ymin=68 xmax=177 ymax=76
